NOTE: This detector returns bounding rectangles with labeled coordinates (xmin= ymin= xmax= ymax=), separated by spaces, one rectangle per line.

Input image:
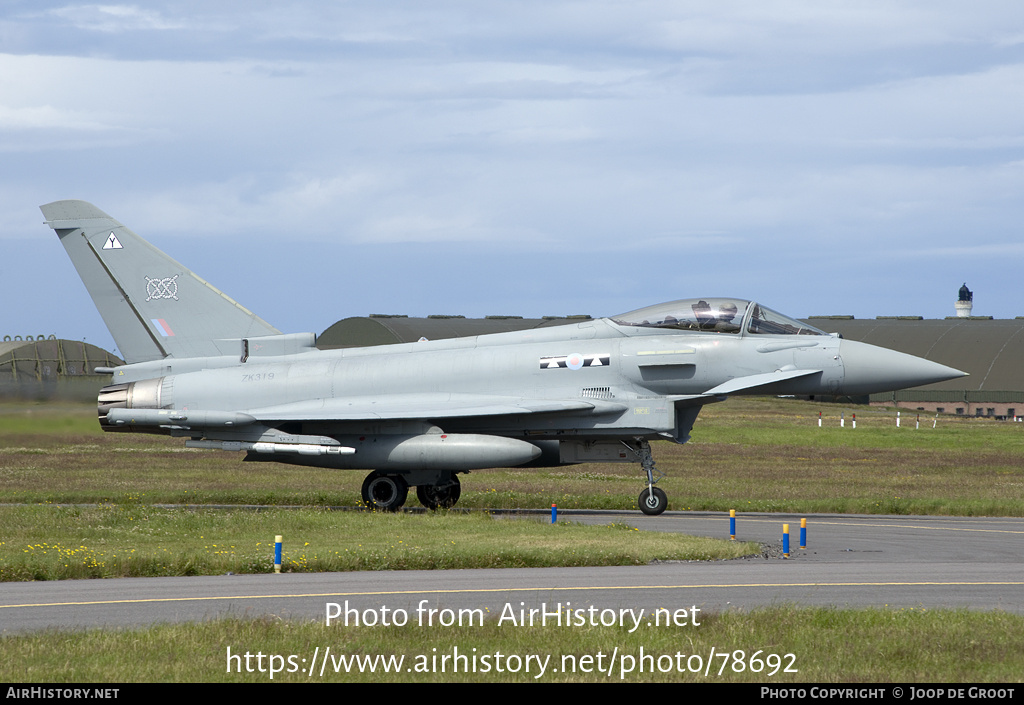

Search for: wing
xmin=245 ymin=393 xmax=629 ymax=422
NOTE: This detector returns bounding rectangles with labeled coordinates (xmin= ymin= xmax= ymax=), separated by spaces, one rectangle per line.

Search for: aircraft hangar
xmin=0 ymin=336 xmax=122 ymax=400
xmin=317 ymin=314 xmax=584 ymax=348
xmin=805 ymin=316 xmax=1024 ymax=418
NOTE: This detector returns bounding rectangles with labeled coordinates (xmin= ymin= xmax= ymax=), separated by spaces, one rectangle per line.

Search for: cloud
xmin=4 ymin=1 xmax=1024 ymax=332
xmin=47 ymin=4 xmax=186 ymax=33
xmin=0 ymin=104 xmax=113 ymax=131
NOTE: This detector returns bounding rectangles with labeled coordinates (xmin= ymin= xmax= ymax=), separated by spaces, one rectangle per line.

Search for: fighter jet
xmin=42 ymin=200 xmax=967 ymax=515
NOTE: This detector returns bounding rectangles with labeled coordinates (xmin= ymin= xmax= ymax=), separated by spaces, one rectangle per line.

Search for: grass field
xmin=0 ymin=396 xmax=1021 ymax=580
xmin=1 ymin=398 xmax=1021 ymax=683
xmin=0 ymin=505 xmax=756 ymax=580
xmin=3 ymin=608 xmax=1023 ymax=682
xmin=1 ymin=397 xmax=1020 ymax=515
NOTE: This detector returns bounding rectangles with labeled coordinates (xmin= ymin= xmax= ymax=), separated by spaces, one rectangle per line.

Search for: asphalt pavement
xmin=1 ymin=511 xmax=1021 ymax=633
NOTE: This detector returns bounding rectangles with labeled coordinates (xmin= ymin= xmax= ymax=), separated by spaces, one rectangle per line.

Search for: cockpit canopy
xmin=611 ymin=298 xmax=827 ymax=336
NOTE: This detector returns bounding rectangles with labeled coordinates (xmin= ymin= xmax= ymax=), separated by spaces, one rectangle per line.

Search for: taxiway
xmin=1 ymin=511 xmax=1022 ymax=634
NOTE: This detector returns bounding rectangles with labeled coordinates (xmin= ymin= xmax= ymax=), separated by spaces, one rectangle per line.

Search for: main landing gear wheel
xmin=638 ymin=487 xmax=668 ymax=516
xmin=416 ymin=475 xmax=462 ymax=510
xmin=361 ymin=471 xmax=409 ymax=512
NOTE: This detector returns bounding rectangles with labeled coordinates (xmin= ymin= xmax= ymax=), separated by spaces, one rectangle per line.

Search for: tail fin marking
xmin=42 ymin=200 xmax=280 ymax=363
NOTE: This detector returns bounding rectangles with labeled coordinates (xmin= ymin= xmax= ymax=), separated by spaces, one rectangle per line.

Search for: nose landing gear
xmin=628 ymin=440 xmax=668 ymax=516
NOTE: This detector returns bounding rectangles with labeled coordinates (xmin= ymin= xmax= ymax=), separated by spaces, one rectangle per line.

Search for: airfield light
xmin=783 ymin=524 xmax=790 ymax=558
xmin=729 ymin=509 xmax=736 ymax=540
xmin=274 ymin=535 xmax=283 ymax=574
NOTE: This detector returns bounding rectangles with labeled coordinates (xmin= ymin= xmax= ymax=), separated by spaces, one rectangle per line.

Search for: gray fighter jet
xmin=42 ymin=200 xmax=966 ymax=515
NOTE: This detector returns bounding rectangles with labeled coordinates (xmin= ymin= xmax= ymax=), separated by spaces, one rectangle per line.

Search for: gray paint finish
xmin=42 ymin=201 xmax=967 ymax=514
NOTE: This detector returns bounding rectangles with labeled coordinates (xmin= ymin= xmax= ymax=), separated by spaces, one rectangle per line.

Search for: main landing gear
xmin=360 ymin=470 xmax=462 ymax=512
xmin=361 ymin=471 xmax=408 ymax=512
xmin=415 ymin=476 xmax=461 ymax=510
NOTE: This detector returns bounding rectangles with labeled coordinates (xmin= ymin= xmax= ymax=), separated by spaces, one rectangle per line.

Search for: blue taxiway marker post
xmin=729 ymin=509 xmax=736 ymax=540
xmin=783 ymin=524 xmax=790 ymax=557
xmin=551 ymin=504 xmax=557 ymax=524
xmin=274 ymin=535 xmax=282 ymax=574
xmin=800 ymin=518 xmax=807 ymax=549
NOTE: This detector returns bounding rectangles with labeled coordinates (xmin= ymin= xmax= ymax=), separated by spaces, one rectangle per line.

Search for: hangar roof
xmin=318 ymin=315 xmax=584 ymax=348
xmin=804 ymin=318 xmax=1024 ymax=394
xmin=0 ymin=338 xmax=122 ymax=384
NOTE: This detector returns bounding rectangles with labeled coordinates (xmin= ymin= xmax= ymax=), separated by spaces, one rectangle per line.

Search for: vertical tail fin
xmin=41 ymin=200 xmax=280 ymax=363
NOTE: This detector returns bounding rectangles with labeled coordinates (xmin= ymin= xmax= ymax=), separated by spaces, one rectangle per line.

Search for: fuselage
xmin=42 ymin=197 xmax=968 ymax=512
xmin=99 ymin=298 xmax=963 ymax=449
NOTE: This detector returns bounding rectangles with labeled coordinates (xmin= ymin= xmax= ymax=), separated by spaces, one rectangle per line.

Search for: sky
xmin=2 ymin=1 xmax=1023 ymax=356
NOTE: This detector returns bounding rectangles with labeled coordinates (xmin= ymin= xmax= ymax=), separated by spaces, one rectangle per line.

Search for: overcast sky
xmin=3 ymin=2 xmax=1023 ymax=355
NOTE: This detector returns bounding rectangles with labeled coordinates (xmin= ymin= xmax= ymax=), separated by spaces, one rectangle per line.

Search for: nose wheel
xmin=639 ymin=486 xmax=668 ymax=515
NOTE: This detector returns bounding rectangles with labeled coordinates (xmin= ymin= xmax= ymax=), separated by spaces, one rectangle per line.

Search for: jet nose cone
xmin=839 ymin=340 xmax=968 ymax=395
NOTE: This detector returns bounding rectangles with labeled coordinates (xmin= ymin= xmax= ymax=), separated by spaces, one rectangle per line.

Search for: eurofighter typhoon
xmin=42 ymin=200 xmax=967 ymax=514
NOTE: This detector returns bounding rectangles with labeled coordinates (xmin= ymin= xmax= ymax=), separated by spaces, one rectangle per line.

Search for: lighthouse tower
xmin=955 ymin=283 xmax=973 ymax=318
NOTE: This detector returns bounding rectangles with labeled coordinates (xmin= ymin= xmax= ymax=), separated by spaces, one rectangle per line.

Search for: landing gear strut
xmin=630 ymin=440 xmax=668 ymax=516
